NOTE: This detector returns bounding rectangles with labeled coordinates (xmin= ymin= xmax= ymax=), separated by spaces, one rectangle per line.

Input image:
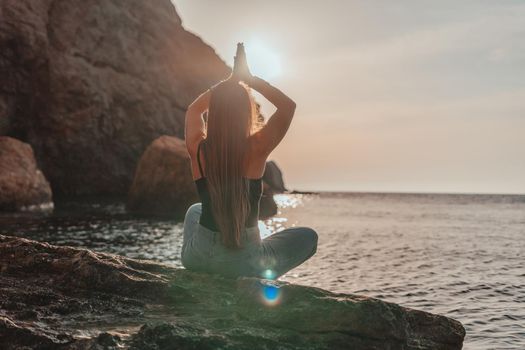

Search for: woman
xmin=181 ymin=43 xmax=317 ymax=280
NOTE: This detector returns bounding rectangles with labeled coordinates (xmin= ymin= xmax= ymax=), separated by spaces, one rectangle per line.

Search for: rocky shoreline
xmin=0 ymin=234 xmax=465 ymax=349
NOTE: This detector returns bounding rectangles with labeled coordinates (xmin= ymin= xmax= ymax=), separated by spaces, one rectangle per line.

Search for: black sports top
xmin=194 ymin=141 xmax=263 ymax=232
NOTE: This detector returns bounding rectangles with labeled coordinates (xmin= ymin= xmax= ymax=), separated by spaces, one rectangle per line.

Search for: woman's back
xmin=195 ymin=141 xmax=263 ymax=231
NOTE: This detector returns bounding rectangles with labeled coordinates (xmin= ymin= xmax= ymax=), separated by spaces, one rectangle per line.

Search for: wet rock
xmin=127 ymin=136 xmax=197 ymax=218
xmin=0 ymin=0 xmax=230 ymax=196
xmin=0 ymin=315 xmax=72 ymax=350
xmin=259 ymin=161 xmax=286 ymax=219
xmin=129 ymin=323 xmax=231 ymax=350
xmin=263 ymin=160 xmax=287 ymax=193
xmin=0 ymin=234 xmax=466 ymax=349
xmin=259 ymin=182 xmax=279 ymax=219
xmin=0 ymin=136 xmax=53 ymax=212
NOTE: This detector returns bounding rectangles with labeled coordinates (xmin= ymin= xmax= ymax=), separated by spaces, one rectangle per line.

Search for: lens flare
xmin=260 ymin=280 xmax=281 ymax=306
xmin=262 ymin=269 xmax=276 ymax=279
xmin=264 ymin=285 xmax=279 ymax=300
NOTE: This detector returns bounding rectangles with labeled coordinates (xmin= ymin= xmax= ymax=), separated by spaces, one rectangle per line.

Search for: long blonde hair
xmin=202 ymin=80 xmax=261 ymax=249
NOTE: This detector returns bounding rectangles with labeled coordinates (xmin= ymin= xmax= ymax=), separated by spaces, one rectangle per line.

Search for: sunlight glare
xmin=244 ymin=41 xmax=282 ymax=79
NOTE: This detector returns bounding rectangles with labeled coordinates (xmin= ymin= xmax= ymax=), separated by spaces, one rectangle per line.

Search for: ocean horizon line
xmin=289 ymin=188 xmax=525 ymax=197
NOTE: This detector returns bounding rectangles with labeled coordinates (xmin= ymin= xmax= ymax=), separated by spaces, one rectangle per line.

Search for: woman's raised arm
xmin=232 ymin=43 xmax=296 ymax=156
xmin=184 ymin=88 xmax=211 ymax=156
xmin=248 ymin=75 xmax=296 ymax=157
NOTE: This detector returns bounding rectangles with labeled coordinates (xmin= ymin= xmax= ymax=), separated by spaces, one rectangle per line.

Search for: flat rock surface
xmin=0 ymin=234 xmax=465 ymax=349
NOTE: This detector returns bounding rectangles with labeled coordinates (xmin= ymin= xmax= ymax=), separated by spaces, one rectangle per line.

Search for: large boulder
xmin=127 ymin=135 xmax=197 ymax=218
xmin=0 ymin=234 xmax=466 ymax=349
xmin=0 ymin=136 xmax=53 ymax=212
xmin=259 ymin=161 xmax=286 ymax=219
xmin=0 ymin=0 xmax=230 ymax=196
xmin=259 ymin=182 xmax=279 ymax=219
xmin=127 ymin=135 xmax=283 ymax=219
xmin=263 ymin=160 xmax=287 ymax=193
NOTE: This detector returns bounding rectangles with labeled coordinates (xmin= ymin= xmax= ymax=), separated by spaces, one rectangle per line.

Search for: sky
xmin=174 ymin=0 xmax=525 ymax=194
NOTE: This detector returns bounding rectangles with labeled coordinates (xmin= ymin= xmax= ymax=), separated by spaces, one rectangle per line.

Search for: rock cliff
xmin=0 ymin=0 xmax=230 ymax=196
xmin=0 ymin=234 xmax=465 ymax=349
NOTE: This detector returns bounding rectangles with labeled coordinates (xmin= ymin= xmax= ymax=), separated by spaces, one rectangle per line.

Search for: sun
xmin=244 ymin=41 xmax=282 ymax=79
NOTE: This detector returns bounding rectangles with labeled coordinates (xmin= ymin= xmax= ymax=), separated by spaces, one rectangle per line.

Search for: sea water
xmin=1 ymin=192 xmax=523 ymax=349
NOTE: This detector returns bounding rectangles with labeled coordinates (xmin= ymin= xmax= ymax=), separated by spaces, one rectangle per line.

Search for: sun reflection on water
xmin=273 ymin=194 xmax=304 ymax=209
xmin=259 ymin=194 xmax=308 ymax=239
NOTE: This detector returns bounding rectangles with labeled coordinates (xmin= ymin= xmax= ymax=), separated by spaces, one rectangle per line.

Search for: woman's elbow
xmin=277 ymin=98 xmax=296 ymax=113
xmin=288 ymin=99 xmax=297 ymax=112
xmin=282 ymin=100 xmax=296 ymax=116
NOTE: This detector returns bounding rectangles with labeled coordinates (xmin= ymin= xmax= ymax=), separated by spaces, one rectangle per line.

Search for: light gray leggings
xmin=181 ymin=203 xmax=318 ymax=279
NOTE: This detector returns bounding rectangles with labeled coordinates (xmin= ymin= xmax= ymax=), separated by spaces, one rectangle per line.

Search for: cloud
xmin=297 ymin=7 xmax=525 ymax=67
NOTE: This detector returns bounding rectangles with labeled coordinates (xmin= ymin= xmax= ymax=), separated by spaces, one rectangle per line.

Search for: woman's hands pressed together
xmin=230 ymin=42 xmax=254 ymax=84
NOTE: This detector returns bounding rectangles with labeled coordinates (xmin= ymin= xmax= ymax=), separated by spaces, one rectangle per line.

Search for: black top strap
xmin=197 ymin=140 xmax=204 ymax=178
